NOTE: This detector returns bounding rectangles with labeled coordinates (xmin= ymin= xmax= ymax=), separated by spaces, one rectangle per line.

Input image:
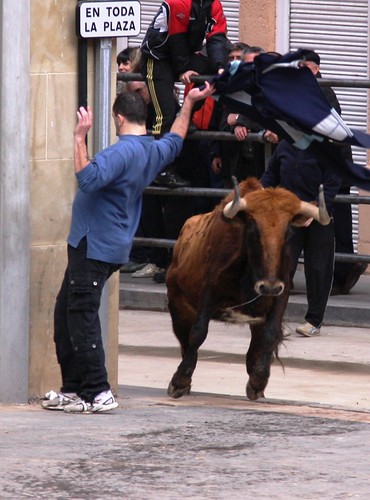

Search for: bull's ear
xmin=223 ymin=176 xmax=247 ymax=219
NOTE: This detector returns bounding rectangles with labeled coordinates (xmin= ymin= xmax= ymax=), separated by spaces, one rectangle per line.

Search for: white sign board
xmin=77 ymin=1 xmax=141 ymax=38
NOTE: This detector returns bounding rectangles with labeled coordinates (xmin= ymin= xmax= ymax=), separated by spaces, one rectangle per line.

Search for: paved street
xmin=1 ymin=309 xmax=370 ymax=499
xmin=119 ymin=310 xmax=370 ymax=410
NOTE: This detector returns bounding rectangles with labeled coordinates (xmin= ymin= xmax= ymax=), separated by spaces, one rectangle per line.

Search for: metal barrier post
xmin=0 ymin=0 xmax=30 ymax=403
xmin=94 ymin=37 xmax=112 ymax=362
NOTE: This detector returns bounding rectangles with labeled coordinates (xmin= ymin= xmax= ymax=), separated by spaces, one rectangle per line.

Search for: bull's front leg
xmin=168 ymin=308 xmax=210 ymax=399
xmin=245 ymin=318 xmax=283 ymax=400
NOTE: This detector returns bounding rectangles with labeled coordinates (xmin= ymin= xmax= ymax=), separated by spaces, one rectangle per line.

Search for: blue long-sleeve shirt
xmin=68 ymin=132 xmax=183 ymax=264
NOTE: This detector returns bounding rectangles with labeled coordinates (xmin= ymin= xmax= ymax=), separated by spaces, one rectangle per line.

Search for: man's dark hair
xmin=302 ymin=49 xmax=321 ymax=65
xmin=112 ymin=92 xmax=147 ymax=125
xmin=243 ymin=46 xmax=265 ymax=56
xmin=229 ymin=42 xmax=250 ymax=53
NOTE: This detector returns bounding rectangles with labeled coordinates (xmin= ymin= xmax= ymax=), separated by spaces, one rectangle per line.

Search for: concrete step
xmin=120 ymin=268 xmax=370 ymax=327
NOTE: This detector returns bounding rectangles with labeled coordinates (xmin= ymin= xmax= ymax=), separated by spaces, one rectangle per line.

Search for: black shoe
xmin=330 ymin=263 xmax=367 ymax=296
xmin=120 ymin=260 xmax=147 ymax=273
xmin=341 ymin=262 xmax=367 ymax=294
xmin=153 ymin=169 xmax=190 ymax=188
xmin=153 ymin=270 xmax=167 ymax=284
xmin=330 ymin=284 xmax=347 ymax=296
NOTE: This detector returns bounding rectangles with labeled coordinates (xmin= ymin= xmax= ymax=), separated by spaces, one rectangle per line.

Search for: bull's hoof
xmin=246 ymin=381 xmax=265 ymax=401
xmin=167 ymin=381 xmax=191 ymax=399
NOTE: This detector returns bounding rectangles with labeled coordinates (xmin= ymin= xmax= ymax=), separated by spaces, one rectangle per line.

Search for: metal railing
xmin=119 ymin=73 xmax=370 ymax=266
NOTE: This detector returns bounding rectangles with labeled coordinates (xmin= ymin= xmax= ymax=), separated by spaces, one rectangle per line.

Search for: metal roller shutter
xmin=288 ymin=0 xmax=370 ymax=250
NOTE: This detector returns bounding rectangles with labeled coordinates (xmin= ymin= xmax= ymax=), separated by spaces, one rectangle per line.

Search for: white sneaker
xmin=131 ymin=263 xmax=162 ymax=278
xmin=295 ymin=322 xmax=321 ymax=337
xmin=41 ymin=390 xmax=78 ymax=410
xmin=64 ymin=390 xmax=118 ymax=413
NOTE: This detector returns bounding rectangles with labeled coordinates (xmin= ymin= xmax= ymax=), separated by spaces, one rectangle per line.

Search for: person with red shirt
xmin=141 ymin=0 xmax=229 ymax=187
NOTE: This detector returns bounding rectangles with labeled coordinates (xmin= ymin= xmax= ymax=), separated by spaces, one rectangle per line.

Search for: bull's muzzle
xmin=254 ymin=280 xmax=285 ymax=296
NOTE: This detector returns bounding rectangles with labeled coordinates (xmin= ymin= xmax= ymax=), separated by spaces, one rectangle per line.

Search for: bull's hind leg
xmin=167 ymin=303 xmax=210 ymax=399
xmin=245 ymin=320 xmax=281 ymax=400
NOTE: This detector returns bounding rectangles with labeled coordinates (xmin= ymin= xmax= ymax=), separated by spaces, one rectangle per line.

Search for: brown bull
xmin=166 ymin=177 xmax=329 ymax=400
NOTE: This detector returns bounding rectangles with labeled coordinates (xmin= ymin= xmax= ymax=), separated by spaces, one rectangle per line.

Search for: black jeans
xmin=54 ymin=238 xmax=121 ymax=403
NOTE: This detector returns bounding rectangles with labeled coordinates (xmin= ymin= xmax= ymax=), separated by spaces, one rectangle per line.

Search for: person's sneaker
xmin=64 ymin=390 xmax=118 ymax=414
xmin=295 ymin=322 xmax=321 ymax=337
xmin=120 ymin=260 xmax=147 ymax=273
xmin=153 ymin=169 xmax=190 ymax=188
xmin=131 ymin=263 xmax=163 ymax=278
xmin=41 ymin=390 xmax=78 ymax=410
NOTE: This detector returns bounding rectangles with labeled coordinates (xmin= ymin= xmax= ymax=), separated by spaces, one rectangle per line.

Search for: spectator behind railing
xmin=140 ymin=0 xmax=230 ymax=188
xmin=300 ymin=50 xmax=368 ymax=295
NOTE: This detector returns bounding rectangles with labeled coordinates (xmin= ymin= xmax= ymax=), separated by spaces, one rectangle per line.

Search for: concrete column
xmin=0 ymin=1 xmax=30 ymax=401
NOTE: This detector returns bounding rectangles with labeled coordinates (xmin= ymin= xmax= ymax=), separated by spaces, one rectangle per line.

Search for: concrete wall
xmin=239 ymin=0 xmax=276 ymax=51
xmin=28 ymin=0 xmax=118 ymax=399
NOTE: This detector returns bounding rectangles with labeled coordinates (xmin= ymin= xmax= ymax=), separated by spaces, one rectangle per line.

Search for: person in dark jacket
xmin=260 ymin=139 xmax=342 ymax=337
xmin=210 ymin=45 xmax=278 ymax=187
xmin=141 ymin=0 xmax=229 ymax=187
xmin=301 ymin=50 xmax=367 ymax=294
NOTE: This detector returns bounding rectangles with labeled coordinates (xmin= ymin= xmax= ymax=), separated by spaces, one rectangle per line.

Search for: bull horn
xmin=223 ymin=176 xmax=247 ymax=218
xmin=299 ymin=185 xmax=331 ymax=225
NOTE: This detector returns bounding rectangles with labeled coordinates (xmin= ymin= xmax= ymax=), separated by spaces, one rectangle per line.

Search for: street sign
xmin=76 ymin=1 xmax=141 ymax=38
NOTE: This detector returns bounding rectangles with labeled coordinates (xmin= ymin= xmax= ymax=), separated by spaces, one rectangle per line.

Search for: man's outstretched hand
xmin=185 ymin=81 xmax=215 ymax=104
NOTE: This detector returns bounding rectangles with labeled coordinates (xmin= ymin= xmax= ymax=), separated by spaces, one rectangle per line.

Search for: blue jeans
xmin=54 ymin=238 xmax=121 ymax=403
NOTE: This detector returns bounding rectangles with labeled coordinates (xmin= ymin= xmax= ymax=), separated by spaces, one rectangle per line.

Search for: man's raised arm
xmin=74 ymin=106 xmax=93 ymax=173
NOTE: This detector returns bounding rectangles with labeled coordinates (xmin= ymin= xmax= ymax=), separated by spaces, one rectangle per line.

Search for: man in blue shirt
xmin=42 ymin=82 xmax=214 ymax=413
